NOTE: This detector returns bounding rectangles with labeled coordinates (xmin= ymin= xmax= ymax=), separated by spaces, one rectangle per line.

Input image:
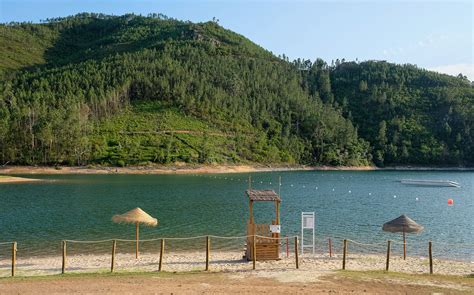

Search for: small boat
xmin=400 ymin=179 xmax=460 ymax=187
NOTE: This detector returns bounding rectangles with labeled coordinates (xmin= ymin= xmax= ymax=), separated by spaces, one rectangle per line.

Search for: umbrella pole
xmin=403 ymin=230 xmax=406 ymax=260
xmin=136 ymin=222 xmax=139 ymax=259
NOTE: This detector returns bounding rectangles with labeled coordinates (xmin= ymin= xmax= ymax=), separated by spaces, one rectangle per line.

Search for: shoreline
xmin=0 ymin=251 xmax=471 ymax=278
xmin=1 ymin=164 xmax=472 ymax=175
xmin=0 ymin=164 xmax=373 ymax=175
xmin=0 ymin=176 xmax=41 ymax=183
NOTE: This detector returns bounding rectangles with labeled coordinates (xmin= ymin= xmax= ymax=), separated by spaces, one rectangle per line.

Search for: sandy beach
xmin=0 ymin=251 xmax=471 ymax=278
xmin=0 ymin=176 xmax=41 ymax=183
xmin=2 ymin=164 xmax=473 ymax=176
xmin=0 ymin=164 xmax=379 ymax=175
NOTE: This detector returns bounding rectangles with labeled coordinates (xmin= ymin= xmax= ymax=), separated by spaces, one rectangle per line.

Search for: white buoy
xmin=394 ymin=195 xmax=397 ymax=198
xmin=332 ymin=188 xmax=335 ymax=191
xmin=316 ymin=187 xmax=318 ymax=189
xmin=291 ymin=184 xmax=294 ymax=187
xmin=369 ymin=192 xmax=372 ymax=196
xmin=269 ymin=182 xmax=272 ymax=185
xmin=415 ymin=197 xmax=419 ymax=201
xmin=303 ymin=185 xmax=306 ymax=188
xmin=348 ymin=190 xmax=351 ymax=193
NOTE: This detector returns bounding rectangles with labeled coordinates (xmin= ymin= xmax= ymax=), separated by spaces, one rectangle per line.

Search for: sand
xmin=2 ymin=165 xmax=471 ymax=176
xmin=0 ymin=251 xmax=471 ymax=279
xmin=2 ymin=270 xmax=473 ymax=294
xmin=0 ymin=176 xmax=41 ymax=183
xmin=0 ymin=164 xmax=377 ymax=175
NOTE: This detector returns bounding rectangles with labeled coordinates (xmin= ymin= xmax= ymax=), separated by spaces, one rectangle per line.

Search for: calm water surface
xmin=0 ymin=171 xmax=472 ymax=260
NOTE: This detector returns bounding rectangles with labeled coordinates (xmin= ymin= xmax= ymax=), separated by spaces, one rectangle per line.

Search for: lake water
xmin=0 ymin=171 xmax=472 ymax=261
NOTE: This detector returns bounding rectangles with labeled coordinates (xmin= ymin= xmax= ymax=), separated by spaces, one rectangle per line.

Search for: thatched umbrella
xmin=112 ymin=207 xmax=158 ymax=259
xmin=383 ymin=214 xmax=423 ymax=260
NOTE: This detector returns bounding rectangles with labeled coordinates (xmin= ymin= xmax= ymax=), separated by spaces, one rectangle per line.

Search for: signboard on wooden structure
xmin=270 ymin=224 xmax=281 ymax=233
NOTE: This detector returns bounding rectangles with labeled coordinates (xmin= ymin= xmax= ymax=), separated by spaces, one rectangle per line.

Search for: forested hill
xmin=0 ymin=13 xmax=473 ymax=167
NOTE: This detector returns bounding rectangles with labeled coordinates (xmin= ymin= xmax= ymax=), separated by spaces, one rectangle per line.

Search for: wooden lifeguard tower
xmin=245 ymin=188 xmax=281 ymax=261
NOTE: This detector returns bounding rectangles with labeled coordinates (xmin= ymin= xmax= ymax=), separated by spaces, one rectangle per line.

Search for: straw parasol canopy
xmin=112 ymin=207 xmax=158 ymax=258
xmin=382 ymin=214 xmax=423 ymax=233
xmin=112 ymin=207 xmax=158 ymax=226
xmin=383 ymin=214 xmax=423 ymax=260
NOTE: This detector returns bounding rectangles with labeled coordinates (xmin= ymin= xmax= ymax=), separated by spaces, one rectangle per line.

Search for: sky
xmin=1 ymin=0 xmax=473 ymax=80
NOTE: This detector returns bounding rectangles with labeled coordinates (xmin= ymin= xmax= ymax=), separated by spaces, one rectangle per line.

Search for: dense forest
xmin=0 ymin=13 xmax=472 ymax=167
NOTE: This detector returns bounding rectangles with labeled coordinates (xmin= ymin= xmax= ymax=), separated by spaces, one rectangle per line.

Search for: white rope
xmin=390 ymin=240 xmax=407 ymax=245
xmin=65 ymin=239 xmax=114 ymax=244
xmin=346 ymin=239 xmax=387 ymax=247
xmin=210 ymin=235 xmax=253 ymax=240
xmin=64 ymin=234 xmax=299 ymax=244
xmin=0 ymin=241 xmax=15 ymax=245
xmin=429 ymin=241 xmax=474 ymax=247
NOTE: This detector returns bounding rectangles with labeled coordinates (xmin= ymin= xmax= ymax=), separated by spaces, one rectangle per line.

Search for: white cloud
xmin=429 ymin=63 xmax=474 ymax=81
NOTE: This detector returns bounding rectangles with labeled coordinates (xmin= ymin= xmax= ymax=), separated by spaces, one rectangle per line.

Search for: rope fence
xmin=1 ymin=236 xmax=472 ymax=277
xmin=59 ymin=235 xmax=300 ymax=274
xmin=0 ymin=242 xmax=16 ymax=276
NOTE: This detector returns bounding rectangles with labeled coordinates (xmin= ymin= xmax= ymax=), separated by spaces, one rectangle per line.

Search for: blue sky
xmin=1 ymin=0 xmax=472 ymax=79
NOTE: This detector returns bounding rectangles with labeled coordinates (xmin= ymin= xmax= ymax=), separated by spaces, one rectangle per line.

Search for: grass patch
xmin=0 ymin=270 xmax=207 ymax=282
xmin=337 ymin=270 xmax=474 ymax=285
xmin=89 ymin=100 xmax=288 ymax=165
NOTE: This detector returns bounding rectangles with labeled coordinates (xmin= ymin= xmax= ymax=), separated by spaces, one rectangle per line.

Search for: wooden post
xmin=328 ymin=238 xmax=332 ymax=258
xmin=249 ymin=201 xmax=254 ymax=224
xmin=342 ymin=239 xmax=347 ymax=270
xmin=385 ymin=240 xmax=391 ymax=271
xmin=403 ymin=230 xmax=406 ymax=260
xmin=205 ymin=236 xmax=210 ymax=271
xmin=159 ymin=239 xmax=165 ymax=271
xmin=111 ymin=240 xmax=117 ymax=273
xmin=252 ymin=235 xmax=256 ymax=270
xmin=11 ymin=242 xmax=16 ymax=277
xmin=62 ymin=240 xmax=67 ymax=274
xmin=275 ymin=201 xmax=280 ymax=225
xmin=429 ymin=241 xmax=433 ymax=274
xmin=294 ymin=236 xmax=299 ymax=269
xmin=135 ymin=222 xmax=139 ymax=259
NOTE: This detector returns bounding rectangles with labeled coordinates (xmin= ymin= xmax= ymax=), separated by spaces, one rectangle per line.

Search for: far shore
xmin=0 ymin=164 xmax=373 ymax=175
xmin=0 ymin=164 xmax=473 ymax=175
xmin=0 ymin=175 xmax=41 ymax=183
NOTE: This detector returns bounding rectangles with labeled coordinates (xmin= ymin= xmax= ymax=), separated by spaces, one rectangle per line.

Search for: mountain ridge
xmin=0 ymin=13 xmax=472 ymax=167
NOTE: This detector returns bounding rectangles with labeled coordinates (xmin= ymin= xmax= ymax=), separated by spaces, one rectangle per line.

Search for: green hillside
xmin=330 ymin=61 xmax=474 ymax=166
xmin=0 ymin=13 xmax=472 ymax=167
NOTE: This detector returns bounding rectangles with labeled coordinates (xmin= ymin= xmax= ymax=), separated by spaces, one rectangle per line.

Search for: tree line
xmin=0 ymin=14 xmax=472 ymax=167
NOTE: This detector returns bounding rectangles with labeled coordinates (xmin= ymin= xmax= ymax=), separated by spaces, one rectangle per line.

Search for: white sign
xmin=301 ymin=212 xmax=315 ymax=254
xmin=270 ymin=225 xmax=281 ymax=233
xmin=303 ymin=216 xmax=314 ymax=229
